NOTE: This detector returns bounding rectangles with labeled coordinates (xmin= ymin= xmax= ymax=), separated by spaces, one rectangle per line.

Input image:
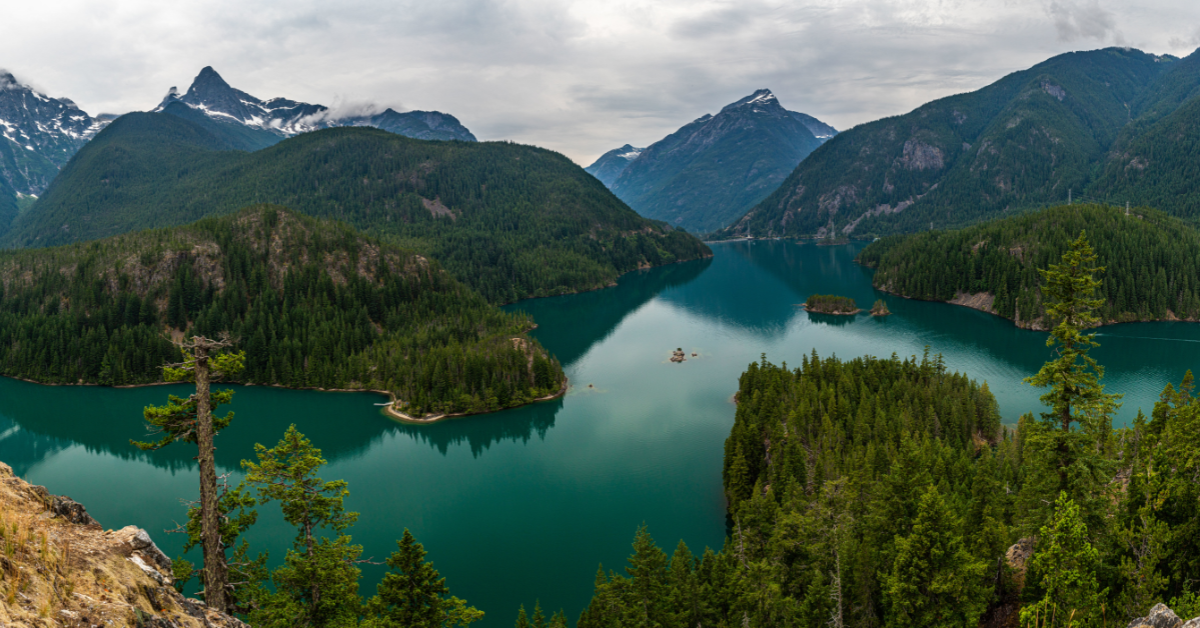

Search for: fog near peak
xmin=2 ymin=0 xmax=1197 ymax=164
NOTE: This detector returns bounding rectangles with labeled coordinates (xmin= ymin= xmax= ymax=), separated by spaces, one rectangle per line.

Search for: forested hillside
xmin=4 ymin=113 xmax=710 ymax=303
xmin=1088 ymin=50 xmax=1200 ymax=214
xmin=0 ymin=205 xmax=564 ymax=417
xmin=857 ymin=204 xmax=1200 ymax=326
xmin=717 ymin=47 xmax=1200 ymax=240
xmin=578 ymin=348 xmax=1200 ymax=626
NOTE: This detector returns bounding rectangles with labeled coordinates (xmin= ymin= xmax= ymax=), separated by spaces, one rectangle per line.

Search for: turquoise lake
xmin=2 ymin=240 xmax=1197 ymax=625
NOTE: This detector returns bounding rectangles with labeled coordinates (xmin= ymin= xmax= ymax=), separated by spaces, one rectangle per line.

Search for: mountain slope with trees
xmin=857 ymin=204 xmax=1200 ymax=327
xmin=0 ymin=204 xmax=564 ymax=417
xmin=3 ymin=113 xmax=710 ymax=303
xmin=718 ymin=47 xmax=1200 ymax=240
xmin=607 ymin=89 xmax=835 ymax=234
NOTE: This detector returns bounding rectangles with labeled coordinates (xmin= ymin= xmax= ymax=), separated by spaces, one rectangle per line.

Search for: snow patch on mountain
xmin=0 ymin=69 xmax=111 ymax=196
xmin=155 ymin=67 xmax=476 ymax=142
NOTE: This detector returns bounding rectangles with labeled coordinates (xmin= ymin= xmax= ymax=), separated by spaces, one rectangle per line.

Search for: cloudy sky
xmin=4 ymin=0 xmax=1198 ymax=165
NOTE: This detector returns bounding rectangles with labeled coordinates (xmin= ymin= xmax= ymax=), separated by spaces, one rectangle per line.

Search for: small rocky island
xmin=671 ymin=348 xmax=687 ymax=362
xmin=870 ymin=299 xmax=892 ymax=316
xmin=803 ymin=294 xmax=860 ymax=315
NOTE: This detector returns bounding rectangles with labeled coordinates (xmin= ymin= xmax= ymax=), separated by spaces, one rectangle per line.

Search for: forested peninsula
xmin=579 ymin=352 xmax=1200 ymax=626
xmin=4 ymin=113 xmax=711 ymax=303
xmin=857 ymin=204 xmax=1200 ymax=328
xmin=0 ymin=205 xmax=565 ymax=418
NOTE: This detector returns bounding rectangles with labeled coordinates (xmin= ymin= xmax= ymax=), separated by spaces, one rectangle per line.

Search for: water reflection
xmin=0 ymin=376 xmax=578 ymax=470
xmin=803 ymin=311 xmax=861 ymax=327
xmin=0 ymin=416 xmax=72 ymax=477
xmin=508 ymin=257 xmax=712 ymax=367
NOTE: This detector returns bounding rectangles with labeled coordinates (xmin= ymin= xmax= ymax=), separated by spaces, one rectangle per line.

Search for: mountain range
xmin=156 ymin=66 xmax=477 ymax=142
xmin=2 ymin=109 xmax=709 ymax=303
xmin=719 ymin=47 xmax=1200 ymax=240
xmin=0 ymin=71 xmax=115 ymax=232
xmin=590 ymin=89 xmax=837 ymax=234
xmin=0 ymin=66 xmax=478 ymax=234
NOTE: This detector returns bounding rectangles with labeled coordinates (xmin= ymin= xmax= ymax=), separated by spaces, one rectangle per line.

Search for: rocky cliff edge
xmin=0 ymin=461 xmax=246 ymax=628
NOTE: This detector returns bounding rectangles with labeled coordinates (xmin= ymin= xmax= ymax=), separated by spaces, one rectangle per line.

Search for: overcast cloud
xmin=3 ymin=0 xmax=1197 ymax=164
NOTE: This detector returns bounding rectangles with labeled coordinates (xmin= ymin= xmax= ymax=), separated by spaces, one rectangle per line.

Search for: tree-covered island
xmin=802 ymin=294 xmax=860 ymax=315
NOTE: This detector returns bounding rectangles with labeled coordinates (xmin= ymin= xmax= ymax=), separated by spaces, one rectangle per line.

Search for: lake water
xmin=2 ymin=240 xmax=1197 ymax=625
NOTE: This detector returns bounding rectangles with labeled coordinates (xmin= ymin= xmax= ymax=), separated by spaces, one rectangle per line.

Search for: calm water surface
xmin=2 ymin=241 xmax=1198 ymax=625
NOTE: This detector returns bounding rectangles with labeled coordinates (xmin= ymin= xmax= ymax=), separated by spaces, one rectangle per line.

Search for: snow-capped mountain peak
xmin=153 ymin=67 xmax=476 ymax=142
xmin=721 ymin=89 xmax=782 ymax=114
xmin=0 ymin=69 xmax=111 ymax=196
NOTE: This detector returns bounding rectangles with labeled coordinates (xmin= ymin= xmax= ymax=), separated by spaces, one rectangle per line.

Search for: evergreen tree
xmin=1021 ymin=233 xmax=1120 ymax=531
xmin=243 ymin=425 xmax=365 ymax=627
xmin=1020 ymin=493 xmax=1107 ymax=628
xmin=883 ymin=486 xmax=988 ymax=628
xmin=365 ymin=529 xmax=483 ymax=628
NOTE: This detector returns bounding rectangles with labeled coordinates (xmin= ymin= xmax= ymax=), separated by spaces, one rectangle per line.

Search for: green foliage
xmin=803 ymin=294 xmax=859 ymax=313
xmin=7 ymin=117 xmax=710 ymax=303
xmin=174 ymin=479 xmax=266 ymax=612
xmin=0 ymin=205 xmax=565 ymax=416
xmin=131 ymin=390 xmax=234 ymax=451
xmin=1020 ymin=493 xmax=1107 ymax=628
xmin=858 ymin=204 xmax=1200 ymax=324
xmin=243 ymin=425 xmax=367 ymax=627
xmin=362 ymin=530 xmax=483 ymax=628
xmin=240 ymin=426 xmax=481 ymax=628
xmin=883 ymin=486 xmax=989 ymax=628
xmin=1018 ymin=234 xmax=1120 ymax=531
xmin=1120 ymin=372 xmax=1200 ymax=607
xmin=579 ymin=351 xmax=1009 ymax=627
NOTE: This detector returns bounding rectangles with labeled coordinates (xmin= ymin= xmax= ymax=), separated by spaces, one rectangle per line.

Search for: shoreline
xmin=2 ymin=372 xmax=571 ymax=425
xmin=799 ymin=303 xmax=862 ymax=316
xmin=497 ymin=252 xmax=715 ymax=307
xmin=870 ymin=285 xmax=1200 ymax=330
xmin=381 ymin=377 xmax=570 ymax=424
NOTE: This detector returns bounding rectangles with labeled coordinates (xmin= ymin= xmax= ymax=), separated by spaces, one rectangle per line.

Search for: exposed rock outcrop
xmin=1127 ymin=603 xmax=1185 ymax=628
xmin=1005 ymin=537 xmax=1035 ymax=584
xmin=0 ymin=461 xmax=247 ymax=627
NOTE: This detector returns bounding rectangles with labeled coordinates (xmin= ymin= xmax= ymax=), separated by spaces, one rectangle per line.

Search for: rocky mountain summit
xmin=0 ymin=69 xmax=114 ymax=223
xmin=0 ymin=71 xmax=112 ymax=193
xmin=604 ymin=89 xmax=836 ymax=234
xmin=584 ymin=144 xmax=644 ymax=186
xmin=156 ymin=66 xmax=477 ymax=142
